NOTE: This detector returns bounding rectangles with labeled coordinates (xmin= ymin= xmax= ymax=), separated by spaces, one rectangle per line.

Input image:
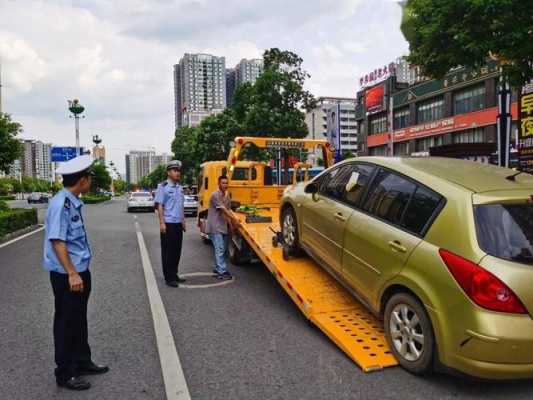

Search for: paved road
xmin=1 ymin=197 xmax=533 ymax=399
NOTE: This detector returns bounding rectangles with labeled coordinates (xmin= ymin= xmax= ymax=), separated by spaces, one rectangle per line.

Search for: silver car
xmin=127 ymin=192 xmax=154 ymax=212
xmin=184 ymin=195 xmax=198 ymax=217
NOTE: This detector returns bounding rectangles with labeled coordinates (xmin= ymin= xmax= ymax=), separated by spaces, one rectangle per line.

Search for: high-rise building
xmin=8 ymin=139 xmax=54 ymax=182
xmin=125 ymin=150 xmax=173 ymax=184
xmin=305 ymin=97 xmax=359 ymax=155
xmin=225 ymin=68 xmax=236 ymax=107
xmin=174 ymin=53 xmax=226 ymax=129
xmin=92 ymin=145 xmax=106 ymax=163
xmin=226 ymin=58 xmax=263 ymax=106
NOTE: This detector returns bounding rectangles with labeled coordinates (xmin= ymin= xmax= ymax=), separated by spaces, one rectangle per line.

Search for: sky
xmin=0 ymin=0 xmax=409 ymax=174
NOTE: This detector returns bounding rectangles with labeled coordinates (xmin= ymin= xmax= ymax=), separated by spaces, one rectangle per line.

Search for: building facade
xmin=226 ymin=58 xmax=263 ymax=107
xmin=174 ymin=53 xmax=226 ymax=129
xmin=92 ymin=145 xmax=106 ymax=163
xmin=356 ymin=60 xmax=518 ymax=162
xmin=305 ymin=97 xmax=358 ymax=154
xmin=8 ymin=139 xmax=54 ymax=182
xmin=125 ymin=151 xmax=172 ymax=184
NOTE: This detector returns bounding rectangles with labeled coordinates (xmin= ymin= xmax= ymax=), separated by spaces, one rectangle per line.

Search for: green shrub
xmin=82 ymin=194 xmax=111 ymax=204
xmin=0 ymin=195 xmax=16 ymax=201
xmin=0 ymin=201 xmax=9 ymax=212
xmin=0 ymin=208 xmax=38 ymax=238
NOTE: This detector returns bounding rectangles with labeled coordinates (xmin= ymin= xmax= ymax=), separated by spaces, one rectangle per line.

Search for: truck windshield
xmin=474 ymin=204 xmax=533 ymax=265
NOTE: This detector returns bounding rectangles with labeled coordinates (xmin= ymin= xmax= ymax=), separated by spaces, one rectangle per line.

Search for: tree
xmin=0 ymin=113 xmax=23 ymax=173
xmin=196 ymin=109 xmax=240 ymax=163
xmin=90 ymin=162 xmax=111 ymax=193
xmin=232 ymin=48 xmax=316 ymax=138
xmin=113 ymin=178 xmax=126 ymax=193
xmin=171 ymin=126 xmax=200 ymax=184
xmin=401 ymin=0 xmax=533 ymax=87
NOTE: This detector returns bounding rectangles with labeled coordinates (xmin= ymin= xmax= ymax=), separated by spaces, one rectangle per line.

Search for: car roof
xmin=349 ymin=157 xmax=533 ymax=193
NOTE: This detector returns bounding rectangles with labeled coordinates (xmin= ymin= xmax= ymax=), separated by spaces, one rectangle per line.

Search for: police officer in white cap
xmin=154 ymin=160 xmax=186 ymax=287
xmin=43 ymin=155 xmax=108 ymax=391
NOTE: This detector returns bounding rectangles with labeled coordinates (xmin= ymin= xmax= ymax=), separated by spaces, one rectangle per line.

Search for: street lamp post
xmin=68 ymin=99 xmax=85 ymax=156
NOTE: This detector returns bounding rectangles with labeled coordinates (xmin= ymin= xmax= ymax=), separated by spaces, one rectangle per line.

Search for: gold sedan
xmin=280 ymin=157 xmax=533 ymax=379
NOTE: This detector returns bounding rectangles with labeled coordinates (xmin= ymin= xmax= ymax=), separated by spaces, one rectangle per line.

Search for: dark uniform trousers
xmin=160 ymin=223 xmax=183 ymax=282
xmin=50 ymin=270 xmax=92 ymax=382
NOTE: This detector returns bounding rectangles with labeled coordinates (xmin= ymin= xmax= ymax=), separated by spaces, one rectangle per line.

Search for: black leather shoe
xmin=57 ymin=376 xmax=91 ymax=391
xmin=177 ymin=277 xmax=186 ymax=283
xmin=77 ymin=362 xmax=110 ymax=375
xmin=166 ymin=281 xmax=178 ymax=287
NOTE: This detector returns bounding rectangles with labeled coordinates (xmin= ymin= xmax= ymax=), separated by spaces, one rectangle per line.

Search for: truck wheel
xmin=384 ymin=293 xmax=435 ymax=375
xmin=281 ymin=207 xmax=300 ymax=255
xmin=228 ymin=236 xmax=251 ymax=266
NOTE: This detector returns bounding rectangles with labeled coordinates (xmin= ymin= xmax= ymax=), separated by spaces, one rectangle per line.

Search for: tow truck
xmin=197 ymin=137 xmax=398 ymax=372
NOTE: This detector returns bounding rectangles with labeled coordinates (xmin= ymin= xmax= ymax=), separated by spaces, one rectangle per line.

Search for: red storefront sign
xmin=368 ymin=104 xmax=518 ymax=147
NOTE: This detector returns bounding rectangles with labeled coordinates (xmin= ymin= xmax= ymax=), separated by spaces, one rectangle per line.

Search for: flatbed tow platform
xmin=232 ymin=207 xmax=398 ymax=372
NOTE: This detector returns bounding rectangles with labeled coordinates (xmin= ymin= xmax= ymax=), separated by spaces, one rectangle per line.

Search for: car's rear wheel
xmin=384 ymin=293 xmax=435 ymax=375
xmin=281 ymin=207 xmax=300 ymax=255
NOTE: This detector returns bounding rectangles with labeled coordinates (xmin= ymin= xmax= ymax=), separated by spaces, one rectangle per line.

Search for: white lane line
xmin=0 ymin=226 xmax=44 ymax=249
xmin=134 ymin=221 xmax=191 ymax=400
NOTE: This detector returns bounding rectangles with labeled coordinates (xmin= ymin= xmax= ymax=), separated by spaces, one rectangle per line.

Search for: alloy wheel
xmin=283 ymin=213 xmax=296 ymax=246
xmin=389 ymin=304 xmax=425 ymax=362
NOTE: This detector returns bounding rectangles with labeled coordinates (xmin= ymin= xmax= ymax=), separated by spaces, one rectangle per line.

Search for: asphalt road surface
xmin=1 ymin=197 xmax=533 ymax=399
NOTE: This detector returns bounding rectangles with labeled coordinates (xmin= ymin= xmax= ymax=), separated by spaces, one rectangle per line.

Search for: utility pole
xmin=68 ymin=99 xmax=85 ymax=156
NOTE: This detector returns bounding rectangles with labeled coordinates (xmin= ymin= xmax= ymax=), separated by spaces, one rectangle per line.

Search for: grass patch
xmin=0 ymin=208 xmax=38 ymax=238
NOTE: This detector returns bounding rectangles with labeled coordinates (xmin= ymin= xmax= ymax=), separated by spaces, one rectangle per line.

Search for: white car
xmin=184 ymin=194 xmax=198 ymax=217
xmin=127 ymin=191 xmax=154 ymax=212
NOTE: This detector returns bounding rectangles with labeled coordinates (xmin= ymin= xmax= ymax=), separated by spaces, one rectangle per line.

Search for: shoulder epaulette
xmin=64 ymin=198 xmax=71 ymax=209
xmin=161 ymin=181 xmax=168 ymax=187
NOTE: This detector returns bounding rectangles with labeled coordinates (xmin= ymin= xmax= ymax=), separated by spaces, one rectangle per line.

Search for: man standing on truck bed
xmin=206 ymin=176 xmax=233 ymax=280
xmin=155 ymin=160 xmax=186 ymax=287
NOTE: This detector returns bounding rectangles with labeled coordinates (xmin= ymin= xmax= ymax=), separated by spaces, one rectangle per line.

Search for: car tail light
xmin=439 ymin=249 xmax=527 ymax=314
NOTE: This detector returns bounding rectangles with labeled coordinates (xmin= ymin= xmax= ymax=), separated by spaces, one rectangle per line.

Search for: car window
xmin=362 ymin=169 xmax=416 ymax=226
xmin=343 ymin=164 xmax=376 ymax=208
xmin=402 ymin=186 xmax=442 ymax=235
xmin=132 ymin=192 xmax=151 ymax=198
xmin=474 ymin=204 xmax=533 ymax=265
xmin=319 ymin=165 xmax=352 ymax=201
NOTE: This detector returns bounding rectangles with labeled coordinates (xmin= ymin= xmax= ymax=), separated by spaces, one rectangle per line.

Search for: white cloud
xmin=0 ymin=0 xmax=409 ymax=173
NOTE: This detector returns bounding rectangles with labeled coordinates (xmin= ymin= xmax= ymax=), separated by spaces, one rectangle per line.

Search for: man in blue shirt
xmin=43 ymin=155 xmax=108 ymax=391
xmin=154 ymin=160 xmax=186 ymax=287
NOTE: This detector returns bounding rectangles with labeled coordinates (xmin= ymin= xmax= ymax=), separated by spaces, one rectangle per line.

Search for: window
xmin=369 ymin=115 xmax=388 ymax=135
xmin=393 ymin=108 xmax=410 ymax=129
xmin=369 ymin=145 xmax=387 ymax=156
xmin=417 ymin=97 xmax=444 ymax=123
xmin=362 ymin=169 xmax=416 ymax=226
xmin=232 ymin=167 xmax=257 ymax=181
xmin=452 ymin=128 xmax=484 ymax=144
xmin=319 ymin=166 xmax=351 ymax=201
xmin=454 ymin=84 xmax=485 ymax=114
xmin=474 ymin=204 xmax=533 ymax=264
xmin=343 ymin=164 xmax=376 ymax=207
xmin=416 ymin=135 xmax=444 ymax=152
xmin=402 ymin=186 xmax=442 ymax=235
xmin=393 ymin=141 xmax=409 ymax=156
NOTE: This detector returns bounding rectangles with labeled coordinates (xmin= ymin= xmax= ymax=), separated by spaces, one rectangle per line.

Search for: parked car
xmin=184 ymin=194 xmax=198 ymax=217
xmin=127 ymin=191 xmax=154 ymax=212
xmin=27 ymin=192 xmax=49 ymax=204
xmin=280 ymin=157 xmax=533 ymax=380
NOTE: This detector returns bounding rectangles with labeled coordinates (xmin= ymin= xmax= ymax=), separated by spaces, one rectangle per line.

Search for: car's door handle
xmin=389 ymin=240 xmax=407 ymax=253
xmin=334 ymin=212 xmax=348 ymax=222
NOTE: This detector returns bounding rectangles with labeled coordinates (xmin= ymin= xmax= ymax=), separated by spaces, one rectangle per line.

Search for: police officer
xmin=154 ymin=160 xmax=186 ymax=287
xmin=43 ymin=155 xmax=109 ymax=391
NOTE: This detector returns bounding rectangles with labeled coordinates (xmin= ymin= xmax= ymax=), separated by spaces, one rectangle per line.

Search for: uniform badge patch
xmin=71 ymin=215 xmax=80 ymax=222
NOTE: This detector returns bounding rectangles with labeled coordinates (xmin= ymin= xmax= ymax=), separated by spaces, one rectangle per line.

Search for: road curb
xmin=0 ymin=224 xmax=43 ymax=245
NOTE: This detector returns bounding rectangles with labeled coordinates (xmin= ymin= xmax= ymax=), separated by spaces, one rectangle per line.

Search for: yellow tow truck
xmin=197 ymin=137 xmax=398 ymax=372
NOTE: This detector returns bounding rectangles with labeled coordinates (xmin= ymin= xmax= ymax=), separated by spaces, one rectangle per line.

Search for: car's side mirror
xmin=305 ymin=183 xmax=318 ymax=194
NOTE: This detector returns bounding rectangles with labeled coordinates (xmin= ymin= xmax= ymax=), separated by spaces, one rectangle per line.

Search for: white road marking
xmin=178 ymin=272 xmax=236 ymax=289
xmin=0 ymin=226 xmax=44 ymax=249
xmin=134 ymin=221 xmax=191 ymax=400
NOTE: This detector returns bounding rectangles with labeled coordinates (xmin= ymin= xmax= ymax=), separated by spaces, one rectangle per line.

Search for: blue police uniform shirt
xmin=154 ymin=179 xmax=185 ymax=223
xmin=43 ymin=189 xmax=92 ymax=273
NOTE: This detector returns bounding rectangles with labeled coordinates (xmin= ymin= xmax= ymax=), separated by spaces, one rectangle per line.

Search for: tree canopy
xmin=0 ymin=113 xmax=23 ymax=174
xmin=90 ymin=162 xmax=111 ymax=193
xmin=401 ymin=0 xmax=533 ymax=87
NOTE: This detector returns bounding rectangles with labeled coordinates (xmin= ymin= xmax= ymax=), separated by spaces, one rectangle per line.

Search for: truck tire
xmin=228 ymin=234 xmax=251 ymax=266
xmin=281 ymin=206 xmax=300 ymax=256
xmin=384 ymin=293 xmax=435 ymax=375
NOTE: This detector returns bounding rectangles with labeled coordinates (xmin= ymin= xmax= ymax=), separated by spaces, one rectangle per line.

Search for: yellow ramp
xmin=234 ymin=209 xmax=398 ymax=372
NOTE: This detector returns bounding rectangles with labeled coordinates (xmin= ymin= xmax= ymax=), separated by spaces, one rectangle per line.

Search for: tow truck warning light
xmin=266 ymin=140 xmax=304 ymax=148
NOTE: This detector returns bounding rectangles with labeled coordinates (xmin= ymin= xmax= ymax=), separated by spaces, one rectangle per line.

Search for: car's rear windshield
xmin=474 ymin=204 xmax=533 ymax=265
xmin=185 ymin=195 xmax=198 ymax=201
xmin=132 ymin=193 xmax=151 ymax=197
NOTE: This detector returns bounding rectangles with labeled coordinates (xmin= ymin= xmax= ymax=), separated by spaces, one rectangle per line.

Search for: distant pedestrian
xmin=206 ymin=176 xmax=233 ymax=280
xmin=43 ymin=155 xmax=109 ymax=391
xmin=154 ymin=160 xmax=186 ymax=287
